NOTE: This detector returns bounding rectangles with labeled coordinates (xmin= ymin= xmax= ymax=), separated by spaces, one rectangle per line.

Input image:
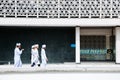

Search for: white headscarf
xmin=34 ymin=44 xmax=39 ymax=47
xmin=16 ymin=43 xmax=21 ymax=46
xmin=32 ymin=44 xmax=39 ymax=49
xmin=42 ymin=44 xmax=46 ymax=48
xmin=31 ymin=45 xmax=35 ymax=49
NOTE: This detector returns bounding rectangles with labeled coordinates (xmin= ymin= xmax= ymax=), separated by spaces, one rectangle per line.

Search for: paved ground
xmin=1 ymin=72 xmax=120 ymax=80
xmin=0 ymin=62 xmax=120 ymax=73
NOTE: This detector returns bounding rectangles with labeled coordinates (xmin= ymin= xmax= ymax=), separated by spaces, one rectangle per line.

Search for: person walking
xmin=31 ymin=44 xmax=40 ymax=67
xmin=14 ymin=43 xmax=24 ymax=67
xmin=41 ymin=44 xmax=48 ymax=67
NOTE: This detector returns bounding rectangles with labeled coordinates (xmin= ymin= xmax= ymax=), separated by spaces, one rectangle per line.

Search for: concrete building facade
xmin=0 ymin=0 xmax=120 ymax=64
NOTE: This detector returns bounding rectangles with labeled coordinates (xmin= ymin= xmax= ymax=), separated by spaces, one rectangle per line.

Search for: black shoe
xmin=31 ymin=63 xmax=35 ymax=67
xmin=38 ymin=64 xmax=40 ymax=67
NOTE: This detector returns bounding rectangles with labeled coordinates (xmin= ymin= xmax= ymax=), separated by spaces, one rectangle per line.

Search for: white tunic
xmin=41 ymin=48 xmax=47 ymax=67
xmin=14 ymin=47 xmax=23 ymax=67
xmin=31 ymin=49 xmax=40 ymax=65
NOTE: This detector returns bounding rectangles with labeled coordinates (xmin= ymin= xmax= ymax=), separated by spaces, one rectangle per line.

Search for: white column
xmin=106 ymin=35 xmax=111 ymax=60
xmin=75 ymin=27 xmax=80 ymax=63
xmin=116 ymin=27 xmax=120 ymax=63
xmin=106 ymin=35 xmax=110 ymax=49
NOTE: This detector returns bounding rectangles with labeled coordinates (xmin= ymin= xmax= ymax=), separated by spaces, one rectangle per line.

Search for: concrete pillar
xmin=106 ymin=35 xmax=110 ymax=49
xmin=116 ymin=27 xmax=120 ymax=63
xmin=75 ymin=27 xmax=80 ymax=63
xmin=106 ymin=35 xmax=111 ymax=60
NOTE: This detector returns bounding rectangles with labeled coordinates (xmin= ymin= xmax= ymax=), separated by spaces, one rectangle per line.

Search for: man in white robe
xmin=31 ymin=44 xmax=40 ymax=67
xmin=31 ymin=45 xmax=35 ymax=66
xmin=41 ymin=44 xmax=48 ymax=67
xmin=14 ymin=43 xmax=24 ymax=67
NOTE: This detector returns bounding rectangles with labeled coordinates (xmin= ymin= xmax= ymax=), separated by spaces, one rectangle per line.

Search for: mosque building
xmin=0 ymin=0 xmax=120 ymax=64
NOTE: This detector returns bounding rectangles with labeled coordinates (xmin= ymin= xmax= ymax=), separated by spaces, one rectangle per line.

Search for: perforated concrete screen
xmin=0 ymin=0 xmax=120 ymax=18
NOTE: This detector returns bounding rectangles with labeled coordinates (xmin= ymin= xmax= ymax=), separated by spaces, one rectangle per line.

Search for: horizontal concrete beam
xmin=0 ymin=18 xmax=120 ymax=27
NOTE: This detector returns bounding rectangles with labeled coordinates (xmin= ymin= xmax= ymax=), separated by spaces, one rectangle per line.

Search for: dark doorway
xmin=0 ymin=27 xmax=75 ymax=64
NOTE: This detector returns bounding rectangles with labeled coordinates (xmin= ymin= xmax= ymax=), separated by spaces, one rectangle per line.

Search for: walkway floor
xmin=0 ymin=62 xmax=120 ymax=73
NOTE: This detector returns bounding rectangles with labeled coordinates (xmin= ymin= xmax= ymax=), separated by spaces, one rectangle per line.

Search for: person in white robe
xmin=41 ymin=44 xmax=48 ymax=67
xmin=31 ymin=45 xmax=35 ymax=66
xmin=31 ymin=44 xmax=40 ymax=67
xmin=14 ymin=43 xmax=24 ymax=67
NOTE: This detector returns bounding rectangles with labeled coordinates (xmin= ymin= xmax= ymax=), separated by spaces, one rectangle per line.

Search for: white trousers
xmin=41 ymin=59 xmax=47 ymax=67
xmin=31 ymin=55 xmax=40 ymax=65
xmin=14 ymin=58 xmax=22 ymax=67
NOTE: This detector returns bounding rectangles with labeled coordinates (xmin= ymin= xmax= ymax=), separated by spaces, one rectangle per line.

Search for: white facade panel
xmin=116 ymin=27 xmax=120 ymax=63
xmin=0 ymin=18 xmax=120 ymax=27
xmin=75 ymin=27 xmax=80 ymax=63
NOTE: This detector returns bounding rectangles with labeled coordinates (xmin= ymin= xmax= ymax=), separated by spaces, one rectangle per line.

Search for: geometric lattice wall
xmin=38 ymin=0 xmax=58 ymax=18
xmin=16 ymin=0 xmax=37 ymax=17
xmin=0 ymin=0 xmax=120 ymax=18
xmin=80 ymin=0 xmax=101 ymax=18
xmin=112 ymin=0 xmax=120 ymax=18
xmin=60 ymin=0 xmax=79 ymax=18
xmin=101 ymin=0 xmax=111 ymax=18
xmin=0 ymin=0 xmax=15 ymax=17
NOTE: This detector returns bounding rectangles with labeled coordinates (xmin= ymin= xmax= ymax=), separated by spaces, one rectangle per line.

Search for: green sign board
xmin=80 ymin=49 xmax=107 ymax=54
